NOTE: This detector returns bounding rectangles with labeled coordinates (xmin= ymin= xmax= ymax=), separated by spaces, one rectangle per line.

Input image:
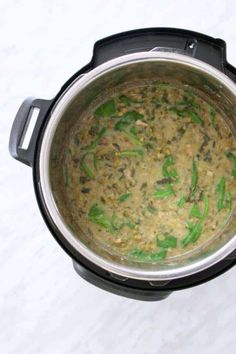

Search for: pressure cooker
xmin=9 ymin=28 xmax=236 ymax=301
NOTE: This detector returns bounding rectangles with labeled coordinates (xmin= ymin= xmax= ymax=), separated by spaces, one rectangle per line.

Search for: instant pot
xmin=9 ymin=28 xmax=236 ymax=301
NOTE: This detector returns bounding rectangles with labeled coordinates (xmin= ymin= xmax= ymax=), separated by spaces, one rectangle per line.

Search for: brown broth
xmin=50 ymin=83 xmax=236 ymax=262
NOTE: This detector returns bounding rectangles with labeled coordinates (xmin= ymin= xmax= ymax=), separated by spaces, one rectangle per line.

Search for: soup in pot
xmin=50 ymin=82 xmax=236 ymax=262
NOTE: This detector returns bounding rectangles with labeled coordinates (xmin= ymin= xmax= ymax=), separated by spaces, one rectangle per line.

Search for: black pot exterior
xmin=10 ymin=28 xmax=236 ymax=301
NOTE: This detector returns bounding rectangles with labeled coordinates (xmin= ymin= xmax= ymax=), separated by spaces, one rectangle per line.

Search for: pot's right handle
xmin=9 ymin=97 xmax=52 ymax=167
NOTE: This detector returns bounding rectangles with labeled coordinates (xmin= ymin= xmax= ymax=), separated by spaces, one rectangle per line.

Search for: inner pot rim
xmin=39 ymin=51 xmax=236 ymax=281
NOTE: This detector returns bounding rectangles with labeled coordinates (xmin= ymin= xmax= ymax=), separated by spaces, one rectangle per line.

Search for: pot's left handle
xmin=9 ymin=97 xmax=52 ymax=167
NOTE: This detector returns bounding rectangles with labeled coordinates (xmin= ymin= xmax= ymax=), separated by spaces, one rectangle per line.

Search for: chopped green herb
xmin=119 ymin=95 xmax=141 ymax=106
xmin=118 ymin=148 xmax=145 ymax=159
xmin=177 ymin=196 xmax=186 ymax=208
xmin=130 ymin=125 xmax=137 ymax=136
xmin=123 ymin=131 xmax=142 ymax=145
xmin=111 ymin=214 xmax=123 ymax=230
xmin=129 ymin=248 xmax=167 ymax=261
xmin=124 ymin=218 xmax=136 ymax=229
xmin=84 ymin=126 xmax=107 ymax=151
xmin=182 ymin=92 xmax=200 ymax=110
xmin=189 ymin=111 xmax=204 ymax=125
xmin=119 ymin=192 xmax=132 ymax=202
xmin=156 ymin=234 xmax=177 ymax=248
xmin=88 ymin=204 xmax=113 ymax=232
xmin=190 ymin=158 xmax=198 ymax=198
xmin=170 ymin=93 xmax=200 ymax=117
xmin=153 ymin=184 xmax=175 ymax=199
xmin=208 ymin=105 xmax=216 ymax=128
xmin=169 ymin=105 xmax=188 ymax=117
xmin=225 ymin=151 xmax=236 ymax=179
xmin=94 ymin=99 xmax=116 ymax=117
xmin=162 ymin=155 xmax=178 ymax=181
xmin=114 ymin=120 xmax=130 ymax=131
xmin=216 ymin=176 xmax=225 ymax=212
xmin=114 ymin=111 xmax=144 ymax=131
xmin=80 ymin=153 xmax=96 ymax=179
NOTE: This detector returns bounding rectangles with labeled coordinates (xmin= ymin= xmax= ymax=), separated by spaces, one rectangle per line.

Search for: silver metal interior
xmin=39 ymin=52 xmax=236 ymax=280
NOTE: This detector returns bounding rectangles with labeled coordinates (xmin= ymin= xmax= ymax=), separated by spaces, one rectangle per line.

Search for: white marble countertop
xmin=1 ymin=0 xmax=236 ymax=353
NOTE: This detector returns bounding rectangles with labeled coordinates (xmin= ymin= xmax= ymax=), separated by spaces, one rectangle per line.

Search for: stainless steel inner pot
xmin=39 ymin=51 xmax=236 ymax=281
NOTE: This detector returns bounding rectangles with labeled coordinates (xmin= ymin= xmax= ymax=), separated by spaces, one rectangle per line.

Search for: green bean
xmin=182 ymin=92 xmax=200 ymax=109
xmin=189 ymin=111 xmax=204 ymax=125
xmin=129 ymin=126 xmax=137 ymax=136
xmin=84 ymin=127 xmax=107 ymax=152
xmin=111 ymin=214 xmax=123 ymax=231
xmin=216 ymin=176 xmax=225 ymax=212
xmin=123 ymin=131 xmax=142 ymax=146
xmin=129 ymin=248 xmax=167 ymax=261
xmin=162 ymin=155 xmax=178 ymax=181
xmin=190 ymin=158 xmax=198 ymax=198
xmin=153 ymin=184 xmax=175 ymax=199
xmin=94 ymin=99 xmax=116 ymax=117
xmin=181 ymin=222 xmax=203 ymax=247
xmin=124 ymin=218 xmax=136 ymax=229
xmin=190 ymin=195 xmax=209 ymax=220
xmin=114 ymin=111 xmax=144 ymax=131
xmin=118 ymin=148 xmax=145 ymax=159
xmin=88 ymin=204 xmax=113 ymax=232
xmin=169 ymin=93 xmax=200 ymax=117
xmin=156 ymin=234 xmax=177 ymax=248
xmin=119 ymin=192 xmax=132 ymax=202
xmin=169 ymin=106 xmax=187 ymax=117
xmin=190 ymin=203 xmax=202 ymax=219
xmin=177 ymin=196 xmax=186 ymax=208
xmin=80 ymin=153 xmax=96 ymax=179
xmin=119 ymin=95 xmax=142 ymax=106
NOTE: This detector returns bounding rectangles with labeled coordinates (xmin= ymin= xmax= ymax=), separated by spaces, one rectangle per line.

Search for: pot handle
xmin=9 ymin=97 xmax=52 ymax=167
